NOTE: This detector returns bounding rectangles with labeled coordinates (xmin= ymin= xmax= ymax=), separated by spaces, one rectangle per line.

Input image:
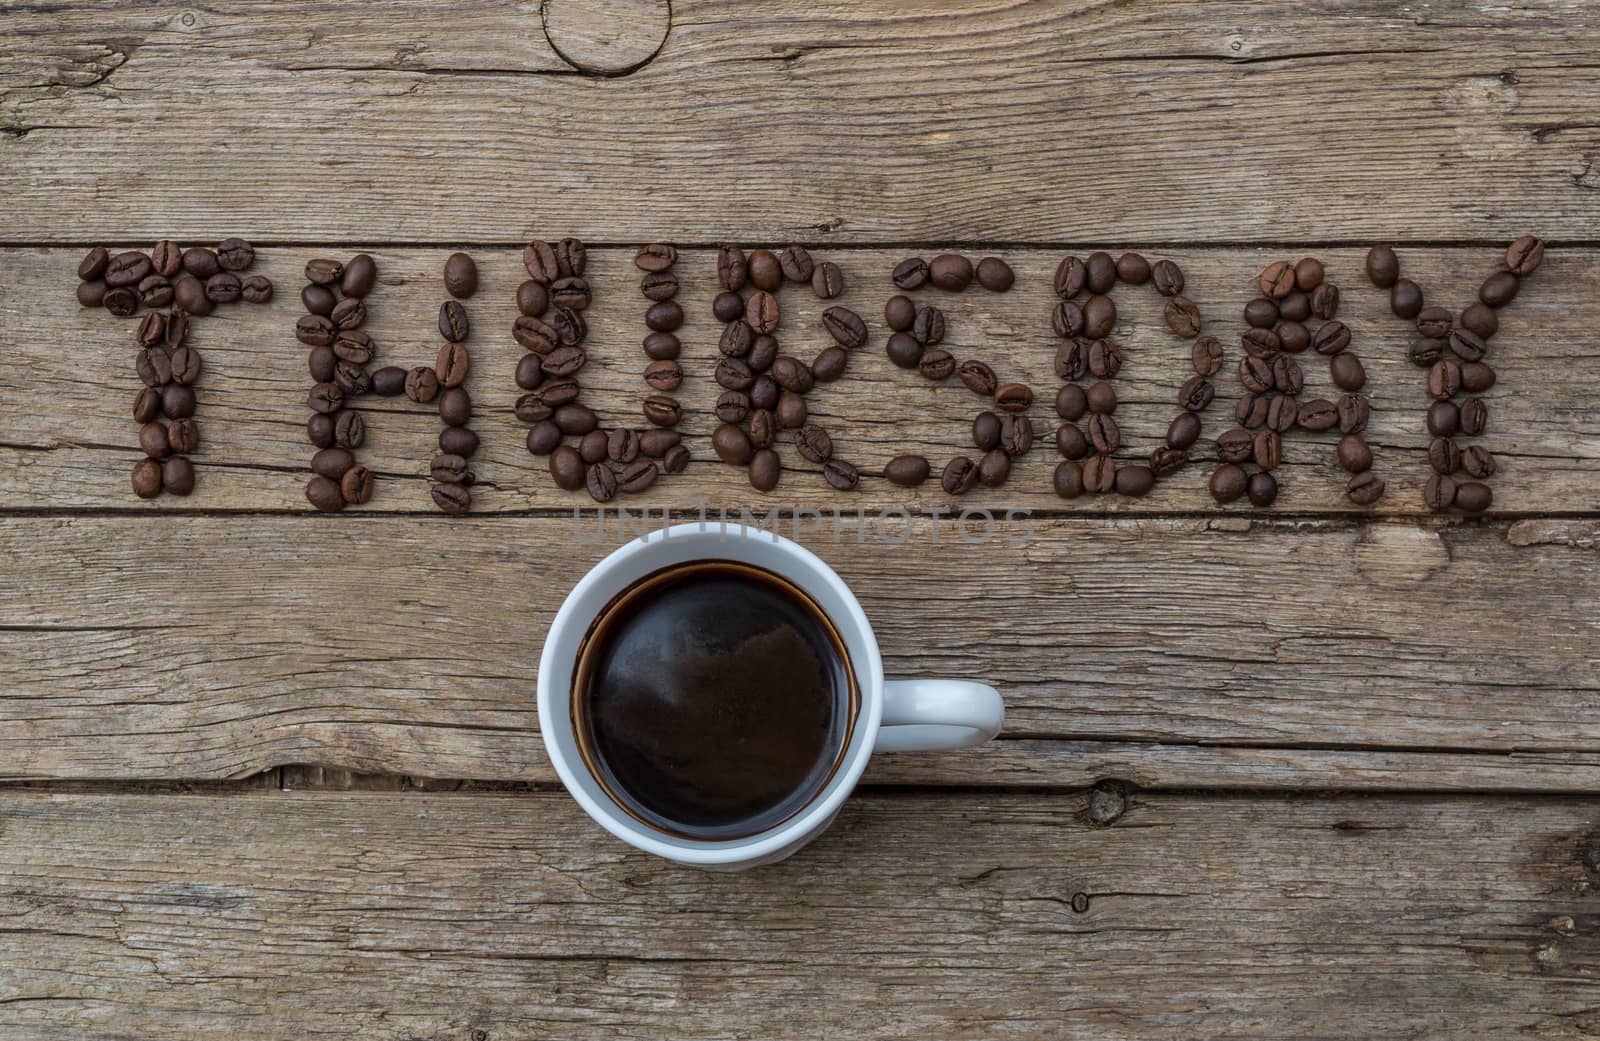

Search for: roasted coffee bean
xmin=711 ymin=422 xmax=755 ymax=466
xmin=793 ymin=423 xmax=833 ymax=464
xmin=440 ymin=252 xmax=478 ymax=299
xmin=1337 ymin=394 xmax=1369 ymax=435
xmin=1311 ymin=283 xmax=1340 ymax=321
xmin=579 ymin=430 xmax=609 ymax=465
xmin=299 ymin=259 xmax=340 ymax=288
xmin=296 ymin=317 xmax=339 ymax=353
xmin=1276 ymin=321 xmax=1310 ymax=354
xmin=1462 ymin=445 xmax=1496 ymax=479
xmin=1240 ymin=355 xmax=1274 ymax=394
xmin=306 ymin=412 xmax=336 ymax=449
xmin=439 ymin=426 xmax=478 ymax=459
xmin=138 ymin=274 xmax=173 ymax=309
xmin=992 ymin=382 xmax=1031 ymax=413
xmin=714 ymin=391 xmax=751 ymax=424
xmin=1052 ymin=256 xmax=1087 ymax=298
xmin=1311 ymin=321 xmax=1351 ymax=356
xmin=1281 ymin=293 xmax=1313 ymax=324
xmin=743 ymin=291 xmax=779 ymax=335
xmin=918 ymin=349 xmax=956 ymax=381
xmin=134 ymin=386 xmax=162 ymax=424
xmin=1454 ymin=481 xmax=1492 ymax=512
xmin=976 ymin=257 xmax=1015 ymax=292
xmin=339 ymin=254 xmax=377 ymax=298
xmin=430 ymin=482 xmax=471 ymax=515
xmin=425 ymin=343 xmax=468 ymax=389
xmin=601 ymin=429 xmax=638 ymax=465
xmin=886 ymin=332 xmax=924 ymax=369
xmin=747 ymin=409 xmax=776 ymax=449
xmin=1049 ymin=300 xmax=1085 ymax=339
xmin=431 ymin=453 xmax=472 ymax=485
xmin=644 ymin=299 xmax=683 ymax=332
xmin=438 ymin=301 xmax=470 ymax=342
xmin=334 ymin=360 xmax=370 ymax=397
xmin=526 ymin=421 xmax=562 ymax=455
xmin=1461 ymin=361 xmax=1496 ymax=393
xmin=768 ymin=355 xmax=812 ymax=394
xmin=971 ymin=411 xmax=1002 ymax=451
xmin=1167 ymin=410 xmax=1202 ymax=450
xmin=1151 ymin=259 xmax=1184 ymax=297
xmin=1259 ymin=260 xmax=1295 ymax=299
xmin=749 ymin=448 xmax=782 ymax=492
xmin=160 ymin=456 xmax=196 ymax=497
xmin=177 ymin=248 xmax=218 ymax=280
xmin=205 ymin=271 xmax=241 ymax=304
xmin=715 ymin=356 xmax=755 ymax=392
xmin=106 ymin=251 xmax=153 ymax=288
xmin=1427 ymin=359 xmax=1462 ymax=400
xmin=640 ymin=358 xmax=681 ymax=392
xmin=1336 ymin=434 xmax=1373 ymax=474
xmin=1416 ymin=306 xmax=1452 ymax=339
xmin=1164 ymin=296 xmax=1202 ymax=338
xmin=1208 ymin=463 xmax=1247 ymax=503
xmin=884 ymin=294 xmax=917 ymax=333
xmin=1056 ymin=422 xmax=1088 ymax=460
xmin=170 ymin=344 xmax=202 ymax=386
xmin=170 ymin=274 xmax=210 ymax=316
xmin=135 ymin=347 xmax=172 ymax=388
xmin=1271 ymin=355 xmax=1304 ymax=395
xmin=1191 ymin=336 xmax=1224 ymax=377
xmin=1114 ymin=464 xmax=1155 ymax=497
xmin=554 ymin=237 xmax=586 ymax=278
xmin=717 ymin=320 xmax=755 ymax=360
xmin=1150 ymin=446 xmax=1186 ymax=477
xmin=136 ymin=311 xmax=167 ymax=348
xmin=941 ymin=456 xmax=978 ymax=495
xmin=1178 ymin=375 xmax=1215 ymax=412
xmin=1408 ymin=338 xmax=1446 ymax=367
xmin=327 ymin=410 xmax=363 ymax=451
xmin=824 ymin=458 xmax=862 ymax=491
xmin=235 ymin=275 xmax=271 ymax=305
xmin=1423 ymin=473 xmax=1457 ymax=510
xmin=1459 ymin=302 xmax=1498 ymax=340
xmin=885 ymin=454 xmax=930 ymax=486
xmin=513 ymin=316 xmax=556 ymax=354
xmin=629 ymin=334 xmax=673 ymax=366
xmin=515 ymin=394 xmax=553 ymax=425
xmin=79 ymin=246 xmax=110 ymax=281
xmin=1480 ymin=270 xmax=1520 ymax=308
xmin=514 ymin=352 xmax=545 ymax=391
xmin=311 ymin=447 xmax=355 ymax=481
xmin=214 ymin=237 xmax=253 ymax=272
xmin=662 ymin=444 xmax=690 ymax=474
xmin=1215 ymin=428 xmax=1254 ymax=464
xmin=999 ymin=415 xmax=1033 ymax=457
xmin=330 ymin=297 xmax=366 ymax=330
xmin=776 ymin=390 xmax=807 ymax=429
xmin=928 ymin=255 xmax=972 ymax=292
xmin=1445 ymin=329 xmax=1490 ymax=365
xmin=1391 ymin=278 xmax=1424 ymax=319
xmin=1083 ymin=455 xmax=1116 ymax=494
xmin=1297 ymin=398 xmax=1338 ymax=431
xmin=553 ymin=308 xmax=587 ymax=347
xmin=958 ymin=359 xmax=997 ymax=396
xmin=821 ymin=306 xmax=868 ymax=348
xmin=1242 ymin=327 xmax=1281 ymax=359
xmin=337 ymin=465 xmax=372 ymax=505
xmin=975 ymin=449 xmax=1010 ymax=488
xmin=1083 ymin=295 xmax=1117 ymax=339
xmin=1053 ymin=459 xmax=1085 ymax=498
xmin=1265 ymin=394 xmax=1297 ymax=433
xmin=300 ymin=283 xmax=337 ymax=316
xmin=1345 ymin=471 xmax=1384 ymax=505
xmin=1329 ymin=352 xmax=1366 ymax=391
xmin=643 ymin=395 xmax=682 ymax=427
xmin=302 ymin=474 xmax=342 ymax=511
xmin=639 ymin=270 xmax=679 ymax=302
xmin=333 ymin=330 xmax=375 ymax=366
xmin=550 ymin=445 xmax=584 ymax=490
xmin=1252 ymin=429 xmax=1281 ymax=471
xmin=555 ymin=403 xmax=598 ymax=435
xmin=1366 ymin=245 xmax=1399 ymax=288
xmin=76 ymin=280 xmax=109 ymax=308
xmin=1428 ymin=436 xmax=1461 ymax=475
xmin=1082 ymin=252 xmax=1115 ymax=295
xmin=812 ymin=261 xmax=845 ymax=299
xmin=1459 ymin=397 xmax=1488 ymax=436
xmin=1104 ymin=251 xmax=1146 ymax=285
xmin=716 ymin=245 xmax=748 ymax=291
xmin=1086 ymin=339 xmax=1122 ymax=379
xmin=541 ymin=344 xmax=586 ymax=379
xmin=747 ymin=249 xmax=782 ymax=292
xmin=773 ymin=244 xmax=815 ymax=283
xmin=1054 ymin=338 xmax=1088 ymax=381
xmin=1086 ymin=381 xmax=1116 ymax=415
xmin=162 ymin=306 xmax=186 ymax=344
xmin=514 ymin=281 xmax=550 ymax=319
xmin=1293 ymin=257 xmax=1324 ymax=291
xmin=1237 ymin=393 xmax=1270 ymax=429
xmin=1505 ymin=234 xmax=1544 ymax=276
xmin=707 ymin=291 xmax=742 ymax=325
xmin=1055 ymin=383 xmax=1087 ymax=421
xmin=1244 ymin=298 xmax=1279 ymax=329
xmin=619 ymin=459 xmax=659 ymax=494
xmin=138 ymin=421 xmax=170 ymax=459
xmin=911 ymin=305 xmax=945 ymax=346
xmin=404 ymin=367 xmax=439 ymax=404
xmin=892 ymin=257 xmax=930 ymax=291
xmin=1087 ymin=413 xmax=1120 ymax=454
xmin=556 ymin=275 xmax=595 ymax=311
xmin=1245 ymin=470 xmax=1278 ymax=507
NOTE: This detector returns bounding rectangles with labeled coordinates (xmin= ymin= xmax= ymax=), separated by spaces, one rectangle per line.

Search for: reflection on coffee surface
xmin=575 ymin=561 xmax=857 ymax=839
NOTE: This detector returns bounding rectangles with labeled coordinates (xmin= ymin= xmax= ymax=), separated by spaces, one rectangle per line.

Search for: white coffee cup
xmin=538 ymin=521 xmax=1004 ymax=870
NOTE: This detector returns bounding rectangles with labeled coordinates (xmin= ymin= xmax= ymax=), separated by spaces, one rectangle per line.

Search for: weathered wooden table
xmin=4 ymin=1 xmax=1600 ymax=1037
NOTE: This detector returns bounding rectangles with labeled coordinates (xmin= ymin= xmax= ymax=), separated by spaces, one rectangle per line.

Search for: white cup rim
xmin=537 ymin=521 xmax=885 ymax=865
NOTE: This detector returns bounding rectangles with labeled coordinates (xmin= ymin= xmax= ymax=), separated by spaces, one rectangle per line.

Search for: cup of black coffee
xmin=539 ymin=522 xmax=1003 ymax=869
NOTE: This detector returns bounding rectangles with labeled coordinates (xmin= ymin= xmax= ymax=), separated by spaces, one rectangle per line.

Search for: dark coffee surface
xmin=577 ymin=562 xmax=854 ymax=839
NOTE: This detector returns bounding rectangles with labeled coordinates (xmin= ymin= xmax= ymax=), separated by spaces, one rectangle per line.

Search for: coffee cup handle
xmin=876 ymin=679 xmax=1004 ymax=752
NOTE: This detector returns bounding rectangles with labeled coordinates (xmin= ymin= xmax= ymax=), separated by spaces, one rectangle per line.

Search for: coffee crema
xmin=573 ymin=560 xmax=858 ymax=840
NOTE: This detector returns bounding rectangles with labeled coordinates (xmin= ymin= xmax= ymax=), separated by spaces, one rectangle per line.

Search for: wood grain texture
xmin=5 ymin=246 xmax=1595 ymax=515
xmin=2 ymin=789 xmax=1598 ymax=1040
xmin=4 ymin=1 xmax=1600 ymax=241
xmin=3 ymin=514 xmax=1598 ymax=782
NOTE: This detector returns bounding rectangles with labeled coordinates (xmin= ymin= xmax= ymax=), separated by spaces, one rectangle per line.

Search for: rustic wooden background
xmin=3 ymin=1 xmax=1600 ymax=1038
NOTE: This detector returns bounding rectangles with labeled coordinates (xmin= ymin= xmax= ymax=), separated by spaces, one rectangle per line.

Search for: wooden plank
xmin=1 ymin=789 xmax=1597 ymax=1040
xmin=5 ymin=246 xmax=1595 ymax=515
xmin=3 ymin=514 xmax=1598 ymax=783
xmin=4 ymin=1 xmax=1600 ymax=241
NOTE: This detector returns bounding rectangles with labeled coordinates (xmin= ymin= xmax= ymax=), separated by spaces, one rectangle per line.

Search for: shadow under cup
xmin=571 ymin=560 xmax=862 ymax=842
